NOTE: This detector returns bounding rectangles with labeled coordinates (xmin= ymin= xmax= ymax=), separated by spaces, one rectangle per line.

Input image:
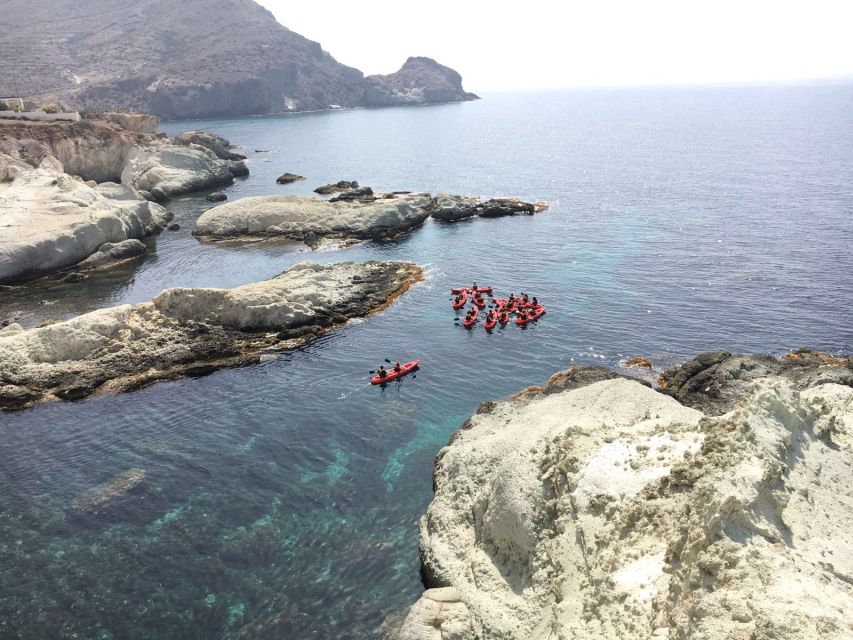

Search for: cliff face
xmin=397 ymin=357 xmax=853 ymax=640
xmin=0 ymin=1 xmax=476 ymax=119
xmin=365 ymin=57 xmax=480 ymax=107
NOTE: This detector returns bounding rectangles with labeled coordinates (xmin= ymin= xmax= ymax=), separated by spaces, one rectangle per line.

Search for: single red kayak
xmin=484 ymin=311 xmax=498 ymax=330
xmin=498 ymin=312 xmax=510 ymax=325
xmin=371 ymin=359 xmax=420 ymax=385
xmin=452 ymin=290 xmax=468 ymax=309
xmin=471 ymin=294 xmax=486 ymax=308
xmin=515 ymin=305 xmax=546 ymax=326
xmin=451 ymin=287 xmax=492 ymax=295
xmin=462 ymin=307 xmax=479 ymax=329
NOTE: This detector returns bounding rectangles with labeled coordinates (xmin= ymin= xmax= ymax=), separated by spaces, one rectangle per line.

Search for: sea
xmin=1 ymin=84 xmax=851 ymax=639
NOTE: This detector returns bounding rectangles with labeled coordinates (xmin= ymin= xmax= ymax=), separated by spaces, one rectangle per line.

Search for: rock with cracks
xmin=397 ymin=363 xmax=853 ymax=639
xmin=0 ymin=261 xmax=420 ymax=410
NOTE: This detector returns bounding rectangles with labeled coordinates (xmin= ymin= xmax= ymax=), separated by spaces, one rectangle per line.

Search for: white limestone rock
xmin=403 ymin=376 xmax=853 ymax=639
xmin=0 ymin=159 xmax=170 ymax=284
xmin=0 ymin=260 xmax=419 ymax=410
xmin=194 ymin=193 xmax=434 ymax=241
xmin=125 ymin=144 xmax=245 ymax=202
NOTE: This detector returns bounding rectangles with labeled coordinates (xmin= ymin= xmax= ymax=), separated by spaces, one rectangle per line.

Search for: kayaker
xmin=486 ymin=310 xmax=496 ymax=322
xmin=499 ymin=311 xmax=509 ymax=323
xmin=454 ymin=293 xmax=464 ymax=305
xmin=393 ymin=362 xmax=402 ymax=373
xmin=518 ymin=310 xmax=528 ymax=321
xmin=532 ymin=296 xmax=538 ymax=306
xmin=521 ymin=293 xmax=529 ymax=304
xmin=471 ymin=281 xmax=478 ymax=293
xmin=377 ymin=366 xmax=387 ymax=378
xmin=466 ymin=309 xmax=475 ymax=320
xmin=508 ymin=293 xmax=516 ymax=304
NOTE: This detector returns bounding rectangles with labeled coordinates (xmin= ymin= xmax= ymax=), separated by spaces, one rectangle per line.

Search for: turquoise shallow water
xmin=1 ymin=86 xmax=852 ymax=638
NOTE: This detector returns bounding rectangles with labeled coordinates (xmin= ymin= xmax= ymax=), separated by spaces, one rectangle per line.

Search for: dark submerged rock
xmin=276 ymin=172 xmax=305 ymax=184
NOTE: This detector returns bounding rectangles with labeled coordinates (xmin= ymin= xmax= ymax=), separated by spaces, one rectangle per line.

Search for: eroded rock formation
xmin=395 ymin=358 xmax=853 ymax=639
xmin=0 ymin=261 xmax=420 ymax=410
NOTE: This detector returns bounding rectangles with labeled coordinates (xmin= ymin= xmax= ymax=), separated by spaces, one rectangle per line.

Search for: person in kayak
xmin=473 ymin=292 xmax=484 ymax=305
xmin=377 ymin=366 xmax=387 ymax=378
xmin=521 ymin=293 xmax=529 ymax=304
xmin=454 ymin=293 xmax=464 ymax=305
xmin=517 ymin=310 xmax=528 ymax=321
xmin=393 ymin=362 xmax=402 ymax=373
xmin=532 ymin=296 xmax=538 ymax=306
xmin=465 ymin=308 xmax=476 ymax=321
xmin=471 ymin=281 xmax=478 ymax=293
xmin=486 ymin=309 xmax=496 ymax=323
xmin=499 ymin=310 xmax=510 ymax=323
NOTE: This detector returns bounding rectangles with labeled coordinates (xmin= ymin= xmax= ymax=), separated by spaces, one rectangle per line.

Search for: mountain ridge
xmin=0 ymin=0 xmax=477 ymax=119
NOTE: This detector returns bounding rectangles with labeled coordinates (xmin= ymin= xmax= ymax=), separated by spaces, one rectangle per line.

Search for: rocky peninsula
xmin=0 ymin=261 xmax=420 ymax=410
xmin=395 ymin=353 xmax=853 ymax=639
xmin=194 ymin=193 xmax=546 ymax=245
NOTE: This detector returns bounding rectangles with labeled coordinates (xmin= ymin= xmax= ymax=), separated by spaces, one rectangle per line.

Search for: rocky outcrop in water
xmin=365 ymin=57 xmax=480 ymax=107
xmin=395 ymin=357 xmax=853 ymax=639
xmin=194 ymin=193 xmax=546 ymax=246
xmin=194 ymin=193 xmax=434 ymax=243
xmin=315 ymin=180 xmax=359 ymax=195
xmin=430 ymin=194 xmax=548 ymax=222
xmin=174 ymin=131 xmax=246 ymax=161
xmin=0 ymin=155 xmax=171 ymax=284
xmin=123 ymin=144 xmax=248 ymax=202
xmin=276 ymin=173 xmax=305 ymax=185
xmin=0 ymin=261 xmax=420 ymax=410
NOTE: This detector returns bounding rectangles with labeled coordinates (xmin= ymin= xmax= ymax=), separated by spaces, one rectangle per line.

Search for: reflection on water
xmin=1 ymin=86 xmax=852 ymax=638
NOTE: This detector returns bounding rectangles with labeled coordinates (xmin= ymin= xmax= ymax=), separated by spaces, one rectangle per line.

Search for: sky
xmin=257 ymin=0 xmax=853 ymax=92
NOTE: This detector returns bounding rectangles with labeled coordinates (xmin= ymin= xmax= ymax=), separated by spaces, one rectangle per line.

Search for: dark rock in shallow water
xmin=167 ymin=223 xmax=181 ymax=231
xmin=70 ymin=468 xmax=147 ymax=514
xmin=207 ymin=192 xmax=227 ymax=202
xmin=479 ymin=198 xmax=536 ymax=217
xmin=314 ymin=180 xmax=359 ymax=195
xmin=276 ymin=172 xmax=305 ymax=184
xmin=660 ymin=350 xmax=853 ymax=415
xmin=75 ymin=239 xmax=147 ymax=271
xmin=329 ymin=186 xmax=374 ymax=202
xmin=229 ymin=161 xmax=249 ymax=178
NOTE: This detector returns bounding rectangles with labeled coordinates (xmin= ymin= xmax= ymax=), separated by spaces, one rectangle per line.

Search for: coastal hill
xmin=0 ymin=0 xmax=478 ymax=119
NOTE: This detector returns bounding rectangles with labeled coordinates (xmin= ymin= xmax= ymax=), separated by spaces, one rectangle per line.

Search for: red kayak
xmin=515 ymin=305 xmax=546 ymax=326
xmin=462 ymin=307 xmax=479 ymax=329
xmin=452 ymin=291 xmax=468 ymax=309
xmin=371 ymin=359 xmax=420 ymax=385
xmin=483 ymin=311 xmax=498 ymax=330
xmin=451 ymin=287 xmax=492 ymax=295
xmin=471 ymin=294 xmax=486 ymax=308
xmin=498 ymin=312 xmax=510 ymax=325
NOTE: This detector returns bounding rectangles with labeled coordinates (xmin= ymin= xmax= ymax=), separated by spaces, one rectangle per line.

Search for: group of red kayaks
xmin=452 ymin=285 xmax=546 ymax=330
xmin=370 ymin=284 xmax=546 ymax=385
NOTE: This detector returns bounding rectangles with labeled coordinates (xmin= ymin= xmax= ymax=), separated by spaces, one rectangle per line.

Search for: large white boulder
xmin=125 ymin=143 xmax=245 ymax=201
xmin=0 ymin=157 xmax=170 ymax=284
xmin=401 ymin=376 xmax=853 ymax=639
xmin=194 ymin=193 xmax=434 ymax=241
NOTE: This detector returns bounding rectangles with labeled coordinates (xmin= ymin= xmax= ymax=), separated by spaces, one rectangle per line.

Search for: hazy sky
xmin=258 ymin=0 xmax=853 ymax=91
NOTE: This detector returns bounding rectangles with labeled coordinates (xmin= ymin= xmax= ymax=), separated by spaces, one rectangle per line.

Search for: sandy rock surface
xmin=194 ymin=193 xmax=434 ymax=241
xmin=0 ymin=261 xmax=419 ymax=410
xmin=0 ymin=157 xmax=170 ymax=284
xmin=397 ymin=369 xmax=853 ymax=639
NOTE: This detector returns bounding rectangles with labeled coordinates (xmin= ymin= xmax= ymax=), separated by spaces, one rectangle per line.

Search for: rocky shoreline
xmin=0 ymin=117 xmax=249 ymax=285
xmin=0 ymin=261 xmax=420 ymax=411
xmin=393 ymin=352 xmax=853 ymax=640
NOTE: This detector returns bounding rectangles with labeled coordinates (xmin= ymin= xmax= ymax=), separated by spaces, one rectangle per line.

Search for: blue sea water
xmin=1 ymin=85 xmax=852 ymax=638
